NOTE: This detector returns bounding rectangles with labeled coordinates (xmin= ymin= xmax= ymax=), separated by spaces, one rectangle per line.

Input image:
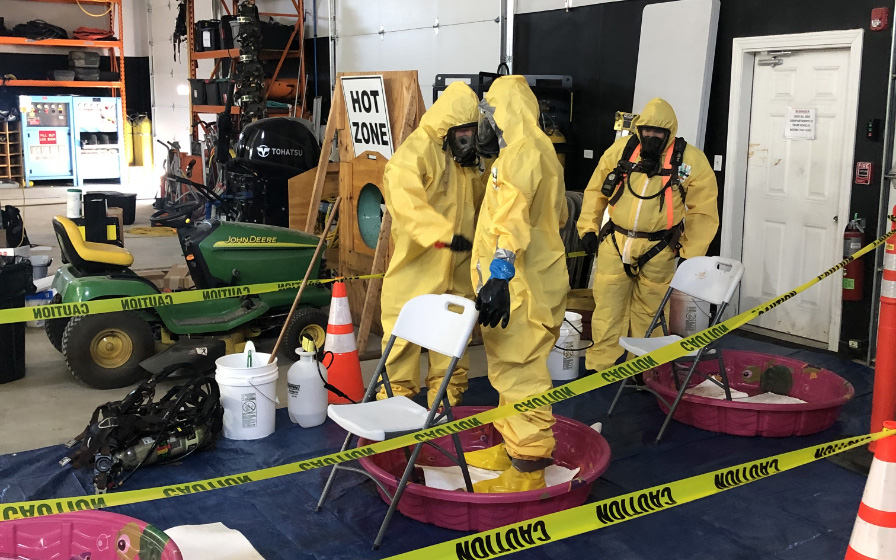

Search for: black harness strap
xmin=602 ymin=220 xmax=684 ymax=278
xmin=63 ymin=365 xmax=223 ymax=493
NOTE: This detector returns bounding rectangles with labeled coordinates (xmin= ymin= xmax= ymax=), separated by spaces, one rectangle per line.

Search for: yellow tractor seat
xmin=53 ymin=215 xmax=134 ymax=272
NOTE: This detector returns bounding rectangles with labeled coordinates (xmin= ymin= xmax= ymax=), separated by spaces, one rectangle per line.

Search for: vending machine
xmin=72 ymin=96 xmax=124 ymax=185
xmin=19 ymin=95 xmax=77 ymax=184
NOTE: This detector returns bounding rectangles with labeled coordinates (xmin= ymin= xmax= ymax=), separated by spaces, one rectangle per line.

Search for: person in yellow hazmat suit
xmin=377 ymin=81 xmax=488 ymax=407
xmin=577 ymin=97 xmax=719 ymax=373
xmin=465 ymin=75 xmax=569 ymax=493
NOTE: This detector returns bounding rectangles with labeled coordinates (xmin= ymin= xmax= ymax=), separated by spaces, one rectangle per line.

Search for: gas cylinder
xmin=843 ymin=213 xmax=865 ymax=301
xmin=287 ymin=349 xmax=328 ymax=427
xmin=123 ymin=118 xmax=134 ymax=166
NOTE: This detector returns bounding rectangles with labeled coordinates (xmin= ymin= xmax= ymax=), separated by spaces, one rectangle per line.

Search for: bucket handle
xmin=553 ymin=316 xmax=595 ymax=352
xmin=247 ymin=378 xmax=280 ymax=406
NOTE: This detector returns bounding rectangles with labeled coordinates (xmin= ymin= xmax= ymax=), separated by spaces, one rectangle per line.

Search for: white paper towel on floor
xmin=419 ymin=464 xmax=580 ymax=491
xmin=686 ymin=379 xmax=806 ymax=404
xmin=686 ymin=379 xmax=750 ymax=399
xmin=164 ymin=522 xmax=264 ymax=560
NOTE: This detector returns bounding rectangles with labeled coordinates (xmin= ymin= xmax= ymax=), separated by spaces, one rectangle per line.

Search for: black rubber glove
xmin=448 ymin=234 xmax=473 ymax=253
xmin=581 ymin=232 xmax=599 ymax=255
xmin=476 ymin=278 xmax=511 ymax=329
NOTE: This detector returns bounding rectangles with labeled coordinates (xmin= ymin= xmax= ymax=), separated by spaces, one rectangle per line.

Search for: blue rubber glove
xmin=489 ymin=258 xmax=515 ymax=281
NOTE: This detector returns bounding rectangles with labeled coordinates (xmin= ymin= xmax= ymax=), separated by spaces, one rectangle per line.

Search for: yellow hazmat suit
xmin=378 ymin=82 xmax=486 ymax=407
xmin=577 ymin=98 xmax=718 ymax=372
xmin=471 ymin=76 xmax=569 ymax=476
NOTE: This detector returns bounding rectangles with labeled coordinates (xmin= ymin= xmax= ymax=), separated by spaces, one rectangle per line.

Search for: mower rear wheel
xmin=45 ymin=317 xmax=69 ymax=353
xmin=278 ymin=308 xmax=328 ymax=362
xmin=62 ymin=311 xmax=155 ymax=389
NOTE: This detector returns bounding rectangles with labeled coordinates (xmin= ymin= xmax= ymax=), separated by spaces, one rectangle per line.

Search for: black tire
xmin=62 ymin=311 xmax=155 ymax=389
xmin=278 ymin=308 xmax=328 ymax=362
xmin=45 ymin=318 xmax=69 ymax=353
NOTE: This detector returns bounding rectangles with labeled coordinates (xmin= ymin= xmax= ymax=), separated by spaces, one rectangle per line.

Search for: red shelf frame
xmin=0 ymin=37 xmax=123 ymax=48
xmin=188 ymin=0 xmax=306 ymax=142
xmin=2 ymin=0 xmax=126 ymax=118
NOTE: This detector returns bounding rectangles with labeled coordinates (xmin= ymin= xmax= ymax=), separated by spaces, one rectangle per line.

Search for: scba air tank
xmin=287 ymin=350 xmax=328 ymax=427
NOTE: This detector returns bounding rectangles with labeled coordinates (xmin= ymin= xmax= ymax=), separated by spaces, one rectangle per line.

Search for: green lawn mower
xmin=47 ymin=201 xmax=331 ymax=389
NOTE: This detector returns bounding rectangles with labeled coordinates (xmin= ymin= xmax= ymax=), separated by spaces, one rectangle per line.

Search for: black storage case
xmin=190 ymin=79 xmax=208 ymax=105
xmin=194 ymin=20 xmax=221 ymax=52
xmin=0 ymin=257 xmax=34 ymax=384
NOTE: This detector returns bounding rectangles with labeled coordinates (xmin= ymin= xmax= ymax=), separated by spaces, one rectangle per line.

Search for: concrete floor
xmin=0 ymin=191 xmax=487 ymax=454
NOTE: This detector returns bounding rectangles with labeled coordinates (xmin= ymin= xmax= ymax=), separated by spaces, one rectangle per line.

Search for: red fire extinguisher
xmin=843 ymin=213 xmax=865 ymax=301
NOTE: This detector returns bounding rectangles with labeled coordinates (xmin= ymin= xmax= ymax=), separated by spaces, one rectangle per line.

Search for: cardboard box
xmin=136 ymin=269 xmax=168 ymax=290
xmin=106 ymin=207 xmax=124 ymax=245
xmin=162 ymin=263 xmax=195 ymax=291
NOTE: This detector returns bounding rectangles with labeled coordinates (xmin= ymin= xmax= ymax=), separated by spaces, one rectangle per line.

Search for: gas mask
xmin=444 ymin=122 xmax=479 ymax=167
xmin=636 ymin=125 xmax=670 ymax=177
xmin=475 ymin=99 xmax=502 ymax=157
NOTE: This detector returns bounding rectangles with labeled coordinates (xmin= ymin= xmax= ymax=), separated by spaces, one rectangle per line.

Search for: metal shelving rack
xmin=187 ymin=0 xmax=306 ymax=140
xmin=0 ymin=122 xmax=25 ymax=186
xmin=1 ymin=0 xmax=126 ymax=117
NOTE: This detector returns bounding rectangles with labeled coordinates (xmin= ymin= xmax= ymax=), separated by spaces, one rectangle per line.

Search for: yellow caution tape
xmin=0 ymin=273 xmax=387 ymax=326
xmin=2 ymin=230 xmax=893 ymax=519
xmin=384 ymin=429 xmax=894 ymax=560
xmin=8 ymin=248 xmax=596 ymax=326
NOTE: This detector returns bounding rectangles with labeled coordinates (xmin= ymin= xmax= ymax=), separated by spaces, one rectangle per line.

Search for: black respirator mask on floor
xmin=444 ymin=122 xmax=479 ymax=167
xmin=637 ymin=125 xmax=670 ymax=177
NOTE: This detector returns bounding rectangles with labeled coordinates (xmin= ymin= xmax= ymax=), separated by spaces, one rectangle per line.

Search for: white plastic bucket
xmin=214 ymin=341 xmax=279 ymax=440
xmin=669 ymin=289 xmax=711 ymax=337
xmin=66 ymin=189 xmax=82 ymax=219
xmin=25 ymin=290 xmax=53 ymax=328
xmin=548 ymin=312 xmax=583 ymax=381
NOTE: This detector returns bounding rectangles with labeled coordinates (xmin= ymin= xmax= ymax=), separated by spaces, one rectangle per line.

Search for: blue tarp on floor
xmin=0 ymin=335 xmax=875 ymax=559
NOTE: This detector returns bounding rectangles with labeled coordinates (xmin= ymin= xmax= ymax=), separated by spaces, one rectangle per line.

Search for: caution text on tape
xmin=384 ymin=431 xmax=889 ymax=560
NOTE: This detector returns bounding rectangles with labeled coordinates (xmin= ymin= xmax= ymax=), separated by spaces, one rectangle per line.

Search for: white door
xmin=740 ymin=48 xmax=851 ymax=343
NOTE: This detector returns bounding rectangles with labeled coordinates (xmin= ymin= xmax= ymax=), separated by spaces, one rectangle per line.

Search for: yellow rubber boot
xmin=427 ymin=387 xmax=464 ymax=408
xmin=473 ymin=467 xmax=546 ymax=493
xmin=463 ymin=443 xmax=512 ymax=471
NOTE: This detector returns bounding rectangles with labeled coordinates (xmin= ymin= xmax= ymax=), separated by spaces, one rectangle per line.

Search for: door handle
xmin=833 ymin=215 xmax=839 ymax=223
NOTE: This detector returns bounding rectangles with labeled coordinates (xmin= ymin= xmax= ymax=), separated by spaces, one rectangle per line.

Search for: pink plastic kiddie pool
xmin=0 ymin=511 xmax=182 ymax=560
xmin=644 ymin=350 xmax=855 ymax=437
xmin=359 ymin=406 xmax=611 ymax=532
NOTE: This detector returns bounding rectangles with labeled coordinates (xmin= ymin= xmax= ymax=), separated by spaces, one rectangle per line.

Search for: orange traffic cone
xmin=845 ymin=420 xmax=896 ymax=559
xmin=323 ymin=280 xmax=365 ymax=404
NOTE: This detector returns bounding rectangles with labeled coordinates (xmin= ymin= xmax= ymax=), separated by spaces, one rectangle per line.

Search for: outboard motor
xmin=230 ymin=117 xmax=321 ymax=226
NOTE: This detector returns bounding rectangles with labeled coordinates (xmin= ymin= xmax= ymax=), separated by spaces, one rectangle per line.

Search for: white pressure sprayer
xmin=287 ymin=336 xmax=329 ymax=427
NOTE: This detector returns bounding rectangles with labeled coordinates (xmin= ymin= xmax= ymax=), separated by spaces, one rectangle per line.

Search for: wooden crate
xmin=0 ymin=122 xmax=24 ymax=186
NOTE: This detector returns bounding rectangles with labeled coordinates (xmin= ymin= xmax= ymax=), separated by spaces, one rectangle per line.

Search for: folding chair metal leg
xmin=319 ymin=336 xmax=398 ymax=512
xmin=316 ymin=431 xmax=354 ymax=511
xmin=373 ymin=441 xmax=426 ymax=549
xmin=607 ymin=377 xmax=631 ymax=417
xmin=371 ymin=355 xmax=473 ymax=548
xmin=449 ymin=433 xmax=474 ymax=491
xmin=716 ymin=352 xmax=732 ymax=400
xmin=655 ymin=348 xmax=707 ymax=443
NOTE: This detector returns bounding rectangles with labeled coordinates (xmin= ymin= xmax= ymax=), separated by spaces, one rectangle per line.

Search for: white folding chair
xmin=316 ymin=293 xmax=478 ymax=549
xmin=607 ymin=256 xmax=745 ymax=443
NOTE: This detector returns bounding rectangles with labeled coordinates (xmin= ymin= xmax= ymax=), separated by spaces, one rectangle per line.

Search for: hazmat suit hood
xmin=635 ymin=98 xmax=678 ymax=150
xmin=418 ymin=81 xmax=480 ymax=140
xmin=483 ymin=75 xmax=541 ymax=147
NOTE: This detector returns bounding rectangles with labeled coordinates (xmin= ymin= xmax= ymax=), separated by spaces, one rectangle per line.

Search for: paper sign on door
xmin=784 ymin=107 xmax=816 ymax=140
